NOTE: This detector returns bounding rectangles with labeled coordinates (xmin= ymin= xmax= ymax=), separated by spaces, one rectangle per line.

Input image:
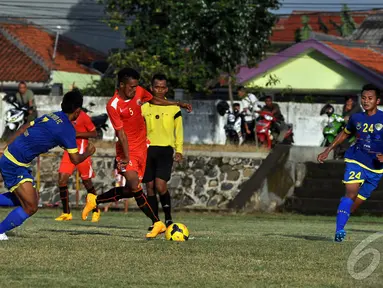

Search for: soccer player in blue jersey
xmin=317 ymin=84 xmax=383 ymax=242
xmin=0 ymin=90 xmax=95 ymax=240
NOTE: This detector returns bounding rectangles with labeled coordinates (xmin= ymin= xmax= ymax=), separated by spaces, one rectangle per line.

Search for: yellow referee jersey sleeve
xmin=142 ymin=103 xmax=184 ymax=154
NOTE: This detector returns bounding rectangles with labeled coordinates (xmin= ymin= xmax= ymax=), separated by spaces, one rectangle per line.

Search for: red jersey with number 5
xmin=106 ymin=86 xmax=153 ymax=152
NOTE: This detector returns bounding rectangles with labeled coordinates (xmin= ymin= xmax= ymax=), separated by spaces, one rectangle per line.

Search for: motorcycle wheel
xmin=1 ymin=127 xmax=14 ymax=142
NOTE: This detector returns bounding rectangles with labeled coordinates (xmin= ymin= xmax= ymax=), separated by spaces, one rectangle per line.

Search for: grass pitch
xmin=0 ymin=210 xmax=382 ymax=288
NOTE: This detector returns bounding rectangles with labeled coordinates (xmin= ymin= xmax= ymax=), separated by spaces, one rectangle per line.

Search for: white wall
xmin=0 ymin=94 xmax=349 ymax=146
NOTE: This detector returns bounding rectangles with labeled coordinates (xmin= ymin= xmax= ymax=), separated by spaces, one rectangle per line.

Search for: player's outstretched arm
xmin=68 ymin=143 xmax=96 ymax=165
xmin=317 ymin=131 xmax=349 ymax=163
xmin=76 ymin=130 xmax=97 ymax=139
xmin=6 ymin=122 xmax=31 ymax=147
xmin=149 ymin=96 xmax=192 ymax=113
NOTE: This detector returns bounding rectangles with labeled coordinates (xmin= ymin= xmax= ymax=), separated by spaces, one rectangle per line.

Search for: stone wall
xmin=0 ymin=149 xmax=265 ymax=210
xmin=169 ymin=154 xmax=262 ymax=208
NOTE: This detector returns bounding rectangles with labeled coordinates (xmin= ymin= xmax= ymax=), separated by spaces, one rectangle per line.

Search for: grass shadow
xmin=42 ymin=229 xmax=113 ymax=236
xmin=264 ymin=233 xmax=331 ymax=242
xmin=69 ymin=223 xmax=139 ymax=231
xmin=348 ymin=228 xmax=381 ymax=233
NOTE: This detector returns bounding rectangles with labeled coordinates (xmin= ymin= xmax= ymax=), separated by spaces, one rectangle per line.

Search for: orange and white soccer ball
xmin=165 ymin=223 xmax=189 ymax=242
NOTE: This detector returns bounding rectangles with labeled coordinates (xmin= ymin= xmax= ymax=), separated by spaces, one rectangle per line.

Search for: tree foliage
xmin=318 ymin=16 xmax=329 ymax=34
xmin=330 ymin=4 xmax=356 ymax=37
xmin=171 ymin=1 xmax=279 ymax=74
xmin=170 ymin=0 xmax=280 ymax=102
xmin=98 ymin=0 xmax=213 ymax=93
xmin=96 ymin=0 xmax=279 ymax=99
xmin=300 ymin=15 xmax=312 ymax=40
xmin=81 ymin=77 xmax=115 ymax=96
xmin=340 ymin=4 xmax=356 ymax=37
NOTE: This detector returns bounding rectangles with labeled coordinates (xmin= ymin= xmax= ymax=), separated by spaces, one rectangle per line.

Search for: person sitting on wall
xmin=16 ymin=81 xmax=38 ymax=123
xmin=343 ymin=96 xmax=362 ymax=123
xmin=261 ymin=95 xmax=287 ymax=142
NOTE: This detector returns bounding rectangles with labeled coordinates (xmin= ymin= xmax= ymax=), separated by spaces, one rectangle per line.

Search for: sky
xmin=277 ymin=0 xmax=383 ymax=15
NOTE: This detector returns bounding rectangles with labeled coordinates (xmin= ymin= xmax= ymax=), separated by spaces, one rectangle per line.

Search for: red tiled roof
xmin=324 ymin=41 xmax=383 ymax=75
xmin=271 ymin=11 xmax=371 ymax=43
xmin=0 ymin=33 xmax=49 ymax=83
xmin=1 ymin=24 xmax=106 ymax=75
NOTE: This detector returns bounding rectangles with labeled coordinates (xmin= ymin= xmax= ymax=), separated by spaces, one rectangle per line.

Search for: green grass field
xmin=0 ymin=209 xmax=383 ymax=288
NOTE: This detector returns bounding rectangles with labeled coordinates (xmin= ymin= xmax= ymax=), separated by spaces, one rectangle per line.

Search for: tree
xmin=170 ymin=0 xmax=280 ymax=103
xmin=318 ymin=16 xmax=329 ymax=34
xmin=300 ymin=15 xmax=312 ymax=40
xmin=340 ymin=4 xmax=356 ymax=37
xmin=294 ymin=28 xmax=302 ymax=43
xmin=330 ymin=4 xmax=356 ymax=37
xmin=81 ymin=77 xmax=115 ymax=96
xmin=99 ymin=0 xmax=213 ymax=94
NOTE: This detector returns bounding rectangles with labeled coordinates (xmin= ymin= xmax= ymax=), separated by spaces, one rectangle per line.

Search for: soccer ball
xmin=165 ymin=223 xmax=189 ymax=242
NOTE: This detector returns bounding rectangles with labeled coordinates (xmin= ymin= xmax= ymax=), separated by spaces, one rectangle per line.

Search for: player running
xmin=81 ymin=68 xmax=192 ymax=238
xmin=317 ymin=84 xmax=383 ymax=242
xmin=0 ymin=90 xmax=95 ymax=240
xmin=55 ymin=107 xmax=100 ymax=222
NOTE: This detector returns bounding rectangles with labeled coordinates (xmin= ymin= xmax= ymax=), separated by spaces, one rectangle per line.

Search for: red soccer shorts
xmin=58 ymin=151 xmax=95 ymax=180
xmin=115 ymin=144 xmax=147 ymax=181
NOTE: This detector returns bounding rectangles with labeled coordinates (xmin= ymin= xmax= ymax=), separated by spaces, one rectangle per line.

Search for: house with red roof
xmin=0 ymin=20 xmax=107 ymax=94
xmin=236 ymin=38 xmax=383 ymax=103
xmin=271 ymin=10 xmax=372 ymax=44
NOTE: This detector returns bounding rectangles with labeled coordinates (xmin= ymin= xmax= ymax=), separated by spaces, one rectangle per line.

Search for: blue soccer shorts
xmin=0 ymin=155 xmax=35 ymax=192
xmin=343 ymin=162 xmax=383 ymax=200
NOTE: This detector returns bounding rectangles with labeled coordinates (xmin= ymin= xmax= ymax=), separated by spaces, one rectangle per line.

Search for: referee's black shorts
xmin=142 ymin=146 xmax=174 ymax=183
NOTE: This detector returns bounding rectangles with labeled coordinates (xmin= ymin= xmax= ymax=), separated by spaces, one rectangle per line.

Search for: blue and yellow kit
xmin=0 ymin=111 xmax=78 ymax=192
xmin=343 ymin=110 xmax=383 ymax=200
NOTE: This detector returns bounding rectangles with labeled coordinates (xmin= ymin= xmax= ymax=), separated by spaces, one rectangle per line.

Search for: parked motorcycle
xmin=255 ymin=110 xmax=294 ymax=149
xmin=82 ymin=102 xmax=109 ymax=140
xmin=320 ymin=104 xmax=355 ymax=159
xmin=217 ymin=100 xmax=244 ymax=145
xmin=1 ymin=93 xmax=29 ymax=141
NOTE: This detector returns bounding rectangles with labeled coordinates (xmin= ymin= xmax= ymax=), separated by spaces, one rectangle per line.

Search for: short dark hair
xmin=345 ymin=95 xmax=354 ymax=102
xmin=237 ymin=86 xmax=245 ymax=92
xmin=19 ymin=81 xmax=27 ymax=86
xmin=151 ymin=73 xmax=167 ymax=85
xmin=233 ymin=103 xmax=240 ymax=108
xmin=118 ymin=68 xmax=140 ymax=84
xmin=265 ymin=95 xmax=272 ymax=100
xmin=61 ymin=90 xmax=83 ymax=113
xmin=361 ymin=84 xmax=381 ymax=98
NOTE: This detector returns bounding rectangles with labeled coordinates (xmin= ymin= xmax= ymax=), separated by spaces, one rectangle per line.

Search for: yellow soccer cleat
xmin=91 ymin=209 xmax=101 ymax=223
xmin=146 ymin=221 xmax=166 ymax=239
xmin=82 ymin=194 xmax=97 ymax=221
xmin=55 ymin=213 xmax=73 ymax=221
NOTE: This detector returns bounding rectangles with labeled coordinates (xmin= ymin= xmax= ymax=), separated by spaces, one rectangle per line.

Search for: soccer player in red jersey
xmin=55 ymin=108 xmax=101 ymax=222
xmin=82 ymin=68 xmax=192 ymax=238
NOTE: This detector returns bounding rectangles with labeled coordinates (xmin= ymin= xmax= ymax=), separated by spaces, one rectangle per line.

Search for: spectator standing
xmin=237 ymin=86 xmax=259 ymax=143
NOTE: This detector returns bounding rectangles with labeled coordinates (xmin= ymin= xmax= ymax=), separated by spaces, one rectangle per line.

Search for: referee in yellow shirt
xmin=142 ymin=74 xmax=184 ymax=230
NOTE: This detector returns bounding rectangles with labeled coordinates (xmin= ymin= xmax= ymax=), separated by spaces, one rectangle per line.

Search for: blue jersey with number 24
xmin=344 ymin=110 xmax=383 ymax=173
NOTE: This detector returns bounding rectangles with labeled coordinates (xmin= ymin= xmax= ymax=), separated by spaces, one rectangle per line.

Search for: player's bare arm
xmin=6 ymin=122 xmax=31 ymax=147
xmin=317 ymin=131 xmax=350 ymax=163
xmin=149 ymin=96 xmax=193 ymax=113
xmin=68 ymin=143 xmax=96 ymax=165
xmin=377 ymin=153 xmax=383 ymax=162
xmin=115 ymin=129 xmax=130 ymax=163
xmin=76 ymin=130 xmax=97 ymax=139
